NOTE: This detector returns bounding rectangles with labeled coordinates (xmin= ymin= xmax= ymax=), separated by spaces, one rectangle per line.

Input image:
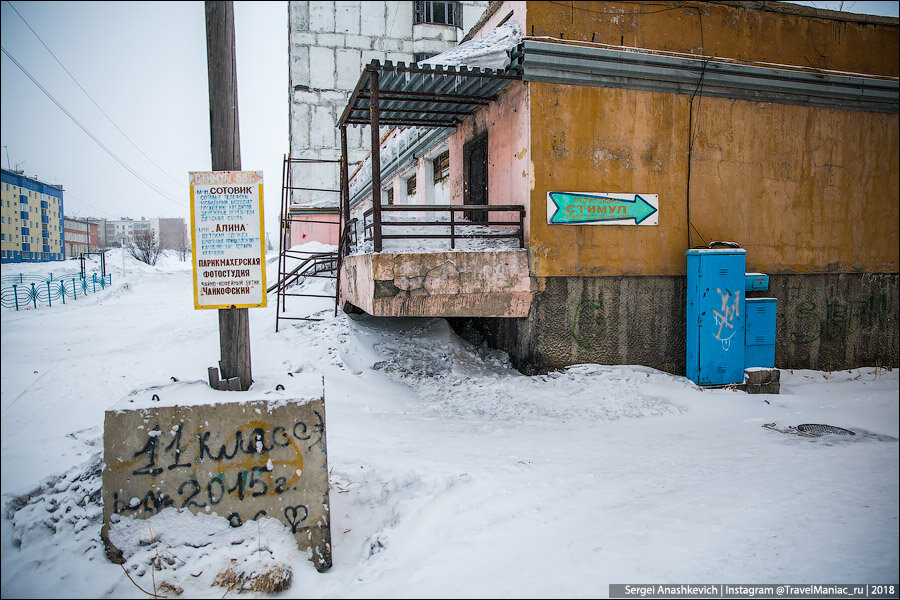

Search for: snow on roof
xmin=346 ymin=24 xmax=523 ymax=204
xmin=419 ymin=22 xmax=522 ymax=70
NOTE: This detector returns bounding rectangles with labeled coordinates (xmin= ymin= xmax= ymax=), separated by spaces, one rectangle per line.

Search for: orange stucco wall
xmin=526 ymin=1 xmax=898 ymax=77
xmin=523 ymin=1 xmax=899 ymax=278
xmin=527 ymin=82 xmax=899 ymax=277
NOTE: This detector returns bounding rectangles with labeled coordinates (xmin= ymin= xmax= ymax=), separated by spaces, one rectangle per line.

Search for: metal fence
xmin=0 ymin=273 xmax=113 ymax=310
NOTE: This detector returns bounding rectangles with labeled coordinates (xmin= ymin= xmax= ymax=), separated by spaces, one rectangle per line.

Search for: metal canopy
xmin=336 ymin=57 xmax=523 ymax=252
xmin=338 ymin=60 xmax=522 ymax=129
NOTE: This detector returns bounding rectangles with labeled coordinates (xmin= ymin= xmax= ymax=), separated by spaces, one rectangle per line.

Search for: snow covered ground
xmin=1 ymin=249 xmax=898 ymax=598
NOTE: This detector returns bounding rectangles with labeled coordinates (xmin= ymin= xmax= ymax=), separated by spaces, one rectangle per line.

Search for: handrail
xmin=359 ymin=204 xmax=525 ymax=250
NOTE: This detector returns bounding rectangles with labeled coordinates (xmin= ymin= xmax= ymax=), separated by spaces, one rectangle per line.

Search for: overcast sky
xmin=1 ymin=0 xmax=287 ymax=238
xmin=0 ymin=1 xmax=896 ymax=240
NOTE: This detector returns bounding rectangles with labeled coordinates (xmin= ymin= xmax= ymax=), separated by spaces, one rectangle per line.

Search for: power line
xmin=1 ymin=44 xmax=188 ymax=209
xmin=63 ymin=191 xmax=118 ymax=219
xmin=3 ymin=0 xmax=189 ymax=190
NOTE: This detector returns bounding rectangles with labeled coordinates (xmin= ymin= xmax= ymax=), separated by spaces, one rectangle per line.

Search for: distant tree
xmin=179 ymin=229 xmax=189 ymax=262
xmin=128 ymin=230 xmax=162 ymax=265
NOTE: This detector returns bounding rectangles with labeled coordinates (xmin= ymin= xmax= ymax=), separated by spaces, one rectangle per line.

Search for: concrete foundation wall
xmin=452 ymin=273 xmax=898 ymax=374
xmin=768 ymin=273 xmax=899 ymax=371
xmin=340 ymin=249 xmax=537 ymax=317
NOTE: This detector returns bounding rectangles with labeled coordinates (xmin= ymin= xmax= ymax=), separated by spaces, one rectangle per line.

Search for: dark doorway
xmin=463 ymin=131 xmax=488 ymax=223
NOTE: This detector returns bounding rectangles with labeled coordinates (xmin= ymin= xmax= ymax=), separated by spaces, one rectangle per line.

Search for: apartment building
xmin=1 ymin=168 xmax=65 ymax=263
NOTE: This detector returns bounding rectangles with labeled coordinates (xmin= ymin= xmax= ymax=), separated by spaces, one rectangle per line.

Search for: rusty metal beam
xmin=369 ymin=69 xmax=382 ymax=253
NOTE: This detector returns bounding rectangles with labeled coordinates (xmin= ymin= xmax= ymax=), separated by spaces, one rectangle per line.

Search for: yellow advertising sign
xmin=190 ymin=171 xmax=266 ymax=309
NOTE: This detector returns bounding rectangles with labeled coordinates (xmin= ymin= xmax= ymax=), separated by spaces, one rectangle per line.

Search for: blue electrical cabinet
xmin=686 ymin=249 xmax=746 ymax=385
xmin=745 ymin=273 xmax=769 ymax=291
xmin=745 ymin=298 xmax=777 ymax=368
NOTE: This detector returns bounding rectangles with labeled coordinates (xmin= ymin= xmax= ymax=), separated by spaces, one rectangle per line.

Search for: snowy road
xmin=2 ymin=251 xmax=897 ymax=598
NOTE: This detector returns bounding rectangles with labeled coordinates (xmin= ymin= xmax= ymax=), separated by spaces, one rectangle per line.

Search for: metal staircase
xmin=272 ymin=156 xmax=341 ymax=331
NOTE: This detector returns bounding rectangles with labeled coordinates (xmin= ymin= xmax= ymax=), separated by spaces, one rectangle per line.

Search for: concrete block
xmin=102 ymin=375 xmax=332 ymax=572
xmin=387 ymin=52 xmax=412 ymax=66
xmin=309 ymin=46 xmax=336 ymax=90
xmin=745 ymin=368 xmax=780 ymax=385
xmin=308 ymin=0 xmax=335 ymax=32
xmin=289 ymin=1 xmax=309 ymax=30
xmin=359 ymin=1 xmax=386 ymax=37
xmin=381 ymin=38 xmax=404 ymax=53
xmin=290 ymin=31 xmax=318 ymax=47
xmin=290 ymin=103 xmax=311 ymax=149
xmin=317 ymin=32 xmax=346 ymax=49
xmin=319 ymin=90 xmax=350 ymax=105
xmin=344 ymin=34 xmax=373 ymax=50
xmin=390 ymin=0 xmax=414 ymax=33
xmin=310 ymin=105 xmax=337 ymax=149
xmin=291 ymin=88 xmax=320 ymax=104
xmin=412 ymin=23 xmax=446 ymax=41
xmin=361 ymin=50 xmax=385 ymax=68
xmin=289 ymin=46 xmax=310 ymax=88
xmin=335 ymin=1 xmax=360 ymax=35
xmin=746 ymin=382 xmax=781 ymax=394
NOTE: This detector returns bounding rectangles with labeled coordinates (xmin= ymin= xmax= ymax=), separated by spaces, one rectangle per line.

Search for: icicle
xmin=405 ymin=70 xmax=410 ymax=84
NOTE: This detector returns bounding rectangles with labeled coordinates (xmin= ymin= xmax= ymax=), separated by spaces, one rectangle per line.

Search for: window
xmin=406 ymin=174 xmax=417 ymax=196
xmin=414 ymin=1 xmax=460 ymax=27
xmin=384 ymin=187 xmax=394 ymax=206
xmin=433 ymin=150 xmax=450 ymax=183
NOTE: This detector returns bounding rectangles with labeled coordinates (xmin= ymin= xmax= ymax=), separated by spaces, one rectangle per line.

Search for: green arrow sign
xmin=547 ymin=192 xmax=658 ymax=225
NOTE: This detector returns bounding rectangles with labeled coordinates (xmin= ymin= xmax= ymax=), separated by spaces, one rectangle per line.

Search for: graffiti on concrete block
xmin=111 ymin=413 xmax=325 ymax=533
xmin=572 ymin=299 xmax=606 ymax=350
xmin=788 ymin=293 xmax=893 ymax=345
xmin=103 ymin=397 xmax=332 ymax=571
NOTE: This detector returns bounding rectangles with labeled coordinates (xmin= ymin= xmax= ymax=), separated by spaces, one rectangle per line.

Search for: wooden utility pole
xmin=205 ymin=0 xmax=252 ymax=391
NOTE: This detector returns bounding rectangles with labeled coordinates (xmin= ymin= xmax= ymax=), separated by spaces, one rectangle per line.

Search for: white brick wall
xmin=288 ymin=1 xmax=489 ymax=206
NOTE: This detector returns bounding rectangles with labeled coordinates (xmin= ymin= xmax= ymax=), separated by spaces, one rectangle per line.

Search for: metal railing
xmin=0 ymin=273 xmax=113 ymax=310
xmin=360 ymin=204 xmax=525 ymax=251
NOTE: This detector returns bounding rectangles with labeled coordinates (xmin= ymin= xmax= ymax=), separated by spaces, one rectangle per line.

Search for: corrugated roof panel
xmin=338 ymin=60 xmax=521 ymax=128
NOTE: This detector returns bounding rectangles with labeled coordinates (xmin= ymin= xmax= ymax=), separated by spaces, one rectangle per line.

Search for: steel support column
xmin=369 ymin=69 xmax=382 ymax=253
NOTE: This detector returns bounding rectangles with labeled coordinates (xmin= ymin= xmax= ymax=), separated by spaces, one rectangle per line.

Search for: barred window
xmin=406 ymin=174 xmax=417 ymax=196
xmin=433 ymin=150 xmax=450 ymax=183
xmin=414 ymin=1 xmax=461 ymax=27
